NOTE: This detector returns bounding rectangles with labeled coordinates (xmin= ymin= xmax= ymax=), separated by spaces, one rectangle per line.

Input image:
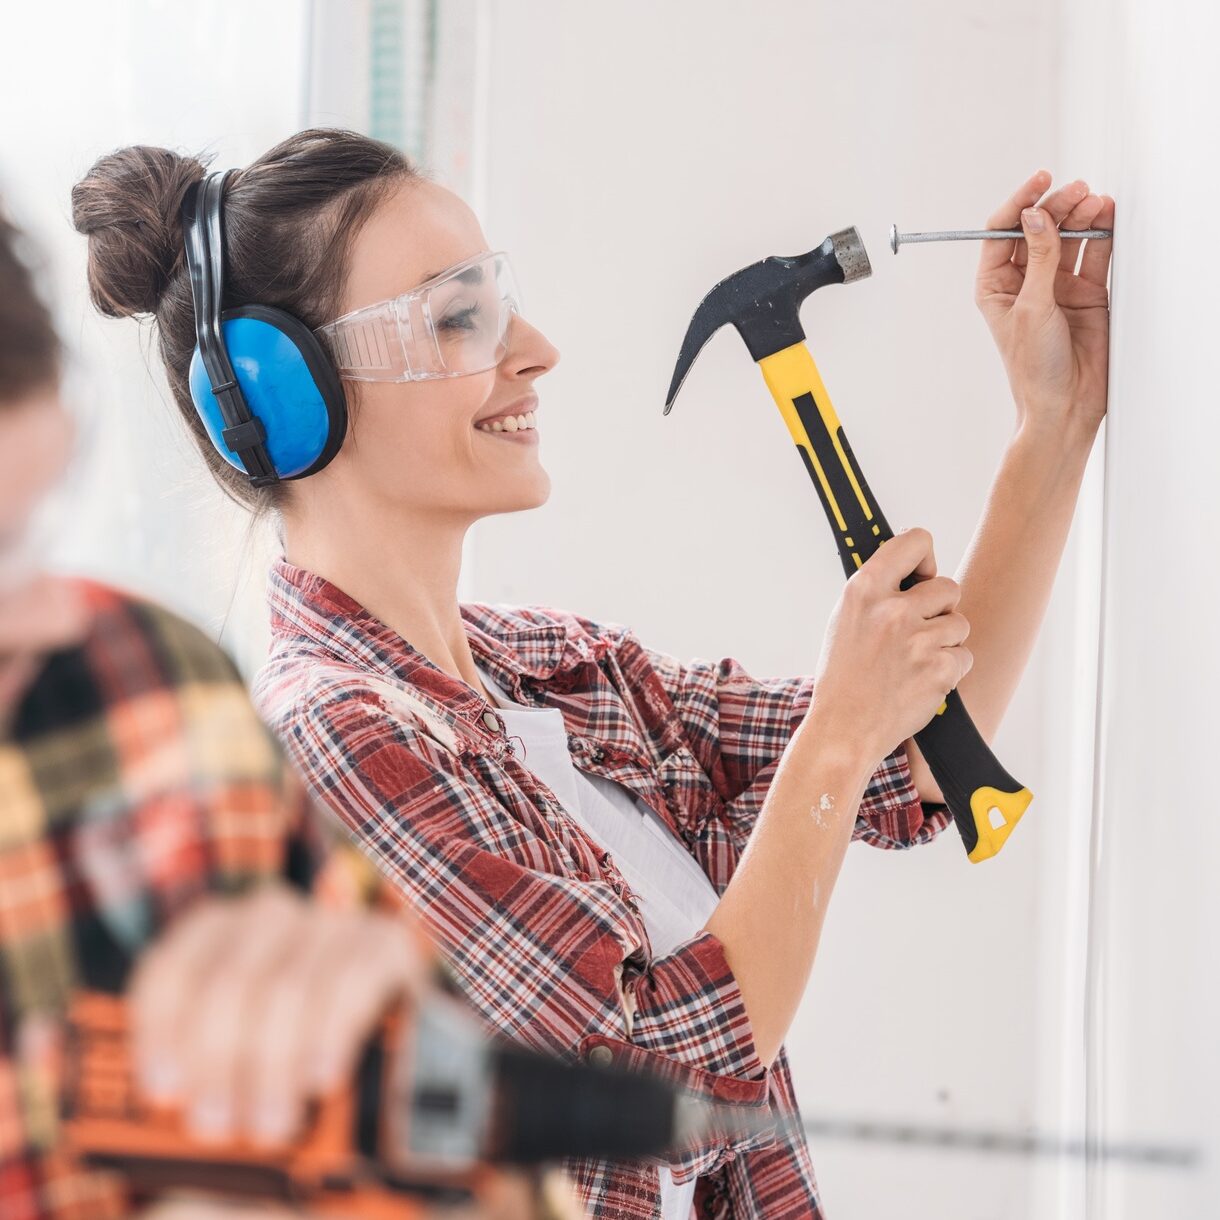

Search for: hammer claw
xmin=663 ymin=230 xmax=871 ymax=415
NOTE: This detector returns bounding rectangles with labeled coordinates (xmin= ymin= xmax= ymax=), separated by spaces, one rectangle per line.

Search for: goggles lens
xmin=317 ymin=250 xmax=521 ymax=382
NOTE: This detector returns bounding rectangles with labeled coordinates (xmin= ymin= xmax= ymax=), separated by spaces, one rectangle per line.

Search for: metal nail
xmin=890 ymin=223 xmax=1113 ymax=254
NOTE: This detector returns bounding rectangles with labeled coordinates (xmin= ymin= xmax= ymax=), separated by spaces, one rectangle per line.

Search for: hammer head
xmin=664 ymin=227 xmax=871 ymax=413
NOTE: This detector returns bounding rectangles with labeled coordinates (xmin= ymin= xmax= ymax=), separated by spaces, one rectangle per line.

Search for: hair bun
xmin=71 ymin=145 xmax=208 ymax=319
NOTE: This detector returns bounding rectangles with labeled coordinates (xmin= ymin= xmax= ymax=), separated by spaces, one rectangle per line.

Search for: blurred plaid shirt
xmin=254 ymin=557 xmax=952 ymax=1220
xmin=0 ymin=580 xmax=328 ymax=1220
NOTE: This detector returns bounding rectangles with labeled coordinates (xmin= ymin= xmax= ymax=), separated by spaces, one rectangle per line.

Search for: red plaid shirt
xmin=0 ymin=580 xmax=330 ymax=1220
xmin=254 ymin=558 xmax=952 ymax=1219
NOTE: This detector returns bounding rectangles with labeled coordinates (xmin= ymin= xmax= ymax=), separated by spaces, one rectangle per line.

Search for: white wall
xmin=1 ymin=1 xmax=310 ymax=677
xmin=1061 ymin=0 xmax=1220 ymax=1214
xmin=469 ymin=3 xmax=1099 ymax=1217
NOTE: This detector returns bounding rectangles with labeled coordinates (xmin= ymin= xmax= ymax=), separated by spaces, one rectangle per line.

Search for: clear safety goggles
xmin=316 ymin=250 xmax=522 ymax=382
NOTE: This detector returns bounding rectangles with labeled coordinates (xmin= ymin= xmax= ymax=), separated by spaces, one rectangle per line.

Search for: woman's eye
xmin=437 ymin=304 xmax=481 ymax=334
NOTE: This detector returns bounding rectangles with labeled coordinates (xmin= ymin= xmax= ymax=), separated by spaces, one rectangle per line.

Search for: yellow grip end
xmin=966 ymin=785 xmax=1034 ymax=863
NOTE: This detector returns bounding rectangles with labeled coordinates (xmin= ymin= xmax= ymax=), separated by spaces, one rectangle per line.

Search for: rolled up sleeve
xmin=556 ymin=612 xmax=952 ymax=852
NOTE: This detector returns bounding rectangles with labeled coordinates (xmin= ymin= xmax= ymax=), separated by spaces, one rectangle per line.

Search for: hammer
xmin=664 ymin=229 xmax=1032 ymax=862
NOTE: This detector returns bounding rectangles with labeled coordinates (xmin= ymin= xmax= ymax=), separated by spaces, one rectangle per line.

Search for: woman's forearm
xmin=703 ymin=712 xmax=873 ymax=1068
xmin=905 ymin=418 xmax=1100 ymax=799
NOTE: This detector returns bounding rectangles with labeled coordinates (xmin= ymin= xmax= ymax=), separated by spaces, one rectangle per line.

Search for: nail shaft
xmin=890 ymin=224 xmax=1113 ymax=254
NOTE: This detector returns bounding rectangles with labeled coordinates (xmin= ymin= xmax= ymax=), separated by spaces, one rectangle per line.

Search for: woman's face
xmin=317 ymin=179 xmax=560 ymax=521
xmin=0 ymin=388 xmax=74 ymax=589
xmin=0 ymin=388 xmax=87 ymax=718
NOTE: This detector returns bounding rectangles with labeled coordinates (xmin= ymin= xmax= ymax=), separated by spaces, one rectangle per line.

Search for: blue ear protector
xmin=181 ymin=170 xmax=347 ymax=486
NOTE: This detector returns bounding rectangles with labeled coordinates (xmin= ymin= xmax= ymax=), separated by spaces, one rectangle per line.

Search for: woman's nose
xmin=506 ymin=314 xmax=560 ymax=375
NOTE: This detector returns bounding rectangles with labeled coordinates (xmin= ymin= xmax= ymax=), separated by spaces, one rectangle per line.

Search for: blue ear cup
xmin=181 ymin=170 xmax=347 ymax=486
xmin=187 ymin=305 xmax=347 ymax=481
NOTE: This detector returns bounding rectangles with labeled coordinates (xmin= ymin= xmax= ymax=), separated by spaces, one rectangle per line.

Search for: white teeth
xmin=477 ymin=410 xmax=538 ymax=434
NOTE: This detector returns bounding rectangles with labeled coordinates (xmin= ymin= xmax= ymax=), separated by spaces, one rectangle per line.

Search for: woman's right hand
xmin=806 ymin=527 xmax=972 ymax=762
xmin=130 ymin=882 xmax=424 ymax=1147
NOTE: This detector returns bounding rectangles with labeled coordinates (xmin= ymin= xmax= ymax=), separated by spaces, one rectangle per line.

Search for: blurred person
xmin=0 ymin=200 xmax=572 ymax=1220
xmin=72 ymin=130 xmax=1111 ymax=1218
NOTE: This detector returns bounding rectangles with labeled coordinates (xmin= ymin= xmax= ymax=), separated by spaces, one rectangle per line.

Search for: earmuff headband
xmin=181 ymin=170 xmax=278 ymax=485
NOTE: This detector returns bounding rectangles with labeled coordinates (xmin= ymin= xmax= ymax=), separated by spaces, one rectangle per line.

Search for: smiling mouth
xmin=475 ymin=410 xmax=537 ymax=434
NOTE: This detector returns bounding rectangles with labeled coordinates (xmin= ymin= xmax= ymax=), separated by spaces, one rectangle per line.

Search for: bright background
xmin=2 ymin=2 xmax=1213 ymax=1216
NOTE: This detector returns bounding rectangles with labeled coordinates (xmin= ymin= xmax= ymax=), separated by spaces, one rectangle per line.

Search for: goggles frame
xmin=315 ymin=250 xmax=521 ymax=383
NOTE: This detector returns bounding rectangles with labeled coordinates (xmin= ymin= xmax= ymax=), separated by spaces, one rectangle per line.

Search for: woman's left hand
xmin=975 ymin=169 xmax=1114 ymax=440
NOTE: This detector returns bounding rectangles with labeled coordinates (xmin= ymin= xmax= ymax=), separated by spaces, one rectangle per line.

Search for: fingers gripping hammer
xmin=663 ymin=228 xmax=1032 ymax=862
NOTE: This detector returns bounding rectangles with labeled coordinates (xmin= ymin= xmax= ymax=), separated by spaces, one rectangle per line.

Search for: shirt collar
xmin=266 ymin=557 xmax=574 ymax=742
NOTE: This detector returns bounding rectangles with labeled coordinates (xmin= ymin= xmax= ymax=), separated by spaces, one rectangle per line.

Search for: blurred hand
xmin=130 ymin=882 xmax=424 ymax=1146
xmin=975 ymin=169 xmax=1114 ymax=439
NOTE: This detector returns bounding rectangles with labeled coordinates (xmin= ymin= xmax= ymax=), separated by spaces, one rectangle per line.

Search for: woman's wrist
xmin=1004 ymin=416 xmax=1098 ymax=498
xmin=791 ymin=705 xmax=879 ymax=794
xmin=1012 ymin=405 xmax=1101 ymax=457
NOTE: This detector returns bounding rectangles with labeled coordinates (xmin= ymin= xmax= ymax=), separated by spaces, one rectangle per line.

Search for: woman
xmin=72 ymin=129 xmax=1112 ymax=1218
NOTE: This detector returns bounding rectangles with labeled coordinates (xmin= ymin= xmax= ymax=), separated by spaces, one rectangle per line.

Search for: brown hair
xmin=0 ymin=202 xmax=62 ymax=404
xmin=71 ymin=128 xmax=421 ymax=513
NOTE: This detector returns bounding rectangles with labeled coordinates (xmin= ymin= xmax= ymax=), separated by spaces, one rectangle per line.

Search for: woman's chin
xmin=490 ymin=474 xmax=551 ymax=514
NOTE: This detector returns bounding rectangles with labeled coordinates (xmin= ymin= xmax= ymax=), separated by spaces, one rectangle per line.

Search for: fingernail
xmin=138 ymin=1055 xmax=181 ymax=1101
xmin=252 ymin=1099 xmax=296 ymax=1144
xmin=311 ymin=1050 xmax=343 ymax=1091
xmin=1023 ymin=208 xmax=1045 ymax=232
xmin=188 ymin=1094 xmax=233 ymax=1141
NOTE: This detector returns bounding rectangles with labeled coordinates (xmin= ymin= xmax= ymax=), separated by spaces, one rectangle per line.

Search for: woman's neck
xmin=280 ymin=507 xmax=490 ymax=700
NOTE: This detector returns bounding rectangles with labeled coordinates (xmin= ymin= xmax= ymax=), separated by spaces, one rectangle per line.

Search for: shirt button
xmin=482 ymin=710 xmax=500 ymax=732
xmin=587 ymin=1045 xmax=614 ymax=1068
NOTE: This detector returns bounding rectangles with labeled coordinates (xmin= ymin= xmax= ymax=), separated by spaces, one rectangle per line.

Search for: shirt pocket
xmin=653 ymin=740 xmax=721 ymax=841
